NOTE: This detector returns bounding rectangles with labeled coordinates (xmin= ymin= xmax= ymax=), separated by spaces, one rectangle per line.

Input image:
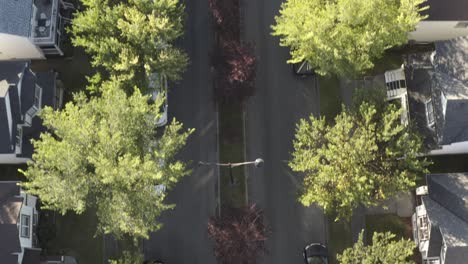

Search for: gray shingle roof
xmin=0 ymin=62 xmax=56 ymax=159
xmin=407 ymin=37 xmax=468 ymax=146
xmin=441 ymin=100 xmax=468 ymax=145
xmin=0 ymin=62 xmax=28 ymax=154
xmin=434 ymin=37 xmax=468 ymax=85
xmin=427 ymin=173 xmax=468 ymax=222
xmin=0 ymin=0 xmax=33 ymax=37
xmin=423 ymin=196 xmax=468 ymax=256
xmin=422 ymin=173 xmax=468 ymax=263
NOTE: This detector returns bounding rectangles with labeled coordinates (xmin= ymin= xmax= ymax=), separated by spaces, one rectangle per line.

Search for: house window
xmin=33 ymin=213 xmax=38 ymax=227
xmin=423 ymin=258 xmax=440 ymax=264
xmin=33 ymin=85 xmax=42 ymax=109
xmin=15 ymin=126 xmax=23 ymax=149
xmin=455 ymin=22 xmax=468 ymax=28
xmin=54 ymin=86 xmax=64 ymax=110
xmin=425 ymin=99 xmax=435 ymax=127
xmin=418 ymin=215 xmax=429 ymax=241
xmin=20 ymin=214 xmax=31 ymax=238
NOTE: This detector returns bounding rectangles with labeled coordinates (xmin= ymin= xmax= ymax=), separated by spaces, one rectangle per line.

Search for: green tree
xmin=71 ymin=0 xmax=188 ymax=89
xmin=271 ymin=0 xmax=428 ymax=76
xmin=20 ymin=80 xmax=194 ymax=239
xmin=337 ymin=231 xmax=415 ymax=264
xmin=109 ymin=250 xmax=144 ymax=264
xmin=289 ymin=89 xmax=429 ymax=220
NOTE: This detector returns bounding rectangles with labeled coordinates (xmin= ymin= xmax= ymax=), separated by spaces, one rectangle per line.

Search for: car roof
xmin=304 ymin=243 xmax=328 ymax=257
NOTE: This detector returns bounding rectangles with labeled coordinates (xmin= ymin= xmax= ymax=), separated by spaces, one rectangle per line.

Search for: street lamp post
xmin=198 ymin=158 xmax=264 ymax=184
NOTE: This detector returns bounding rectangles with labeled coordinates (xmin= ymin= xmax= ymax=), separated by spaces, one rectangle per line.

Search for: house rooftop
xmin=406 ymin=37 xmax=468 ymax=147
xmin=423 ymin=0 xmax=468 ymax=21
xmin=0 ymin=0 xmax=33 ymax=37
xmin=427 ymin=173 xmax=468 ymax=222
xmin=442 ymin=100 xmax=468 ymax=145
xmin=0 ymin=62 xmax=28 ymax=154
xmin=423 ymin=196 xmax=468 ymax=263
xmin=433 ymin=36 xmax=468 ymax=85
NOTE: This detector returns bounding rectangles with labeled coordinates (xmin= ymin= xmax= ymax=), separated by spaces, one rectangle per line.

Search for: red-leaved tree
xmin=213 ymin=41 xmax=256 ymax=101
xmin=207 ymin=205 xmax=269 ymax=264
xmin=208 ymin=0 xmax=257 ymax=102
xmin=208 ymin=0 xmax=240 ymax=40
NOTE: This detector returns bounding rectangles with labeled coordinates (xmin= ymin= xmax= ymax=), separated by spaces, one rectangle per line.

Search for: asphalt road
xmin=143 ymin=0 xmax=218 ymax=263
xmin=243 ymin=0 xmax=327 ymax=263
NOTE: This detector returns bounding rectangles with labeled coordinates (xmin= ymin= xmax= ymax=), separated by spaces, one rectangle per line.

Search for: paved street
xmin=143 ymin=0 xmax=218 ymax=263
xmin=243 ymin=0 xmax=327 ymax=263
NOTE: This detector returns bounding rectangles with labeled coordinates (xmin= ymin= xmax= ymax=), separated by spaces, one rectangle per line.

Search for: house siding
xmin=410 ymin=21 xmax=468 ymax=43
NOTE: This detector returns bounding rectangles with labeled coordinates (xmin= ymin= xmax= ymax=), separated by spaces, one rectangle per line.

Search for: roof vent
xmin=416 ymin=185 xmax=428 ymax=196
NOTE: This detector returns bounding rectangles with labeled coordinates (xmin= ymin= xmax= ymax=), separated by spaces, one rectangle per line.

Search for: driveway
xmin=143 ymin=0 xmax=217 ymax=263
xmin=243 ymin=0 xmax=327 ymax=263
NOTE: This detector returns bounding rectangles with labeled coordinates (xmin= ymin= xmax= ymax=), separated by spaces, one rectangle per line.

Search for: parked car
xmin=143 ymin=260 xmax=164 ymax=264
xmin=293 ymin=60 xmax=315 ymax=77
xmin=303 ymin=243 xmax=328 ymax=264
xmin=148 ymin=73 xmax=168 ymax=127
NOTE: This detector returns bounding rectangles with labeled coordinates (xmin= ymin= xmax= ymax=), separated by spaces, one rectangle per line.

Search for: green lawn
xmin=327 ymin=217 xmax=353 ymax=264
xmin=365 ymin=214 xmax=421 ymax=262
xmin=365 ymin=214 xmax=412 ymax=242
xmin=362 ymin=51 xmax=404 ymax=77
xmin=318 ymin=75 xmax=342 ymax=120
xmin=218 ymin=101 xmax=247 ymax=209
xmin=40 ymin=210 xmax=103 ymax=264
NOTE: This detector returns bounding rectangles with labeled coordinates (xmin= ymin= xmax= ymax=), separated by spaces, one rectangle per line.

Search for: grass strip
xmin=218 ymin=101 xmax=247 ymax=209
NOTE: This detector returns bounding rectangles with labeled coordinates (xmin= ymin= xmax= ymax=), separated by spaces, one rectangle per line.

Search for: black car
xmin=143 ymin=260 xmax=164 ymax=264
xmin=292 ymin=60 xmax=315 ymax=77
xmin=303 ymin=243 xmax=328 ymax=264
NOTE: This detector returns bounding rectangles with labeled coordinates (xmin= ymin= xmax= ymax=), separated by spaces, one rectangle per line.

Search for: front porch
xmin=32 ymin=0 xmax=74 ymax=56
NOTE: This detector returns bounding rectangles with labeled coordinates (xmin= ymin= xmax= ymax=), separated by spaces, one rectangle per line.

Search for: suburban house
xmin=383 ymin=36 xmax=468 ymax=155
xmin=412 ymin=173 xmax=468 ymax=264
xmin=0 ymin=181 xmax=40 ymax=264
xmin=0 ymin=0 xmax=74 ymax=60
xmin=409 ymin=0 xmax=468 ymax=42
xmin=0 ymin=61 xmax=63 ymax=164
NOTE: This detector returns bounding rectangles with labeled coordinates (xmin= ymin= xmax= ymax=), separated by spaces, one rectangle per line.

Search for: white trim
xmin=427 ymin=141 xmax=468 ymax=155
xmin=425 ymin=99 xmax=435 ymax=128
xmin=4 ymin=92 xmax=13 ymax=145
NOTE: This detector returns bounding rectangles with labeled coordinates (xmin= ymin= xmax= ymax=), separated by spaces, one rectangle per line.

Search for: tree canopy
xmin=337 ymin=231 xmax=415 ymax=264
xmin=71 ymin=0 xmax=188 ymax=89
xmin=207 ymin=205 xmax=269 ymax=264
xmin=289 ymin=88 xmax=429 ymax=220
xmin=20 ymin=80 xmax=194 ymax=239
xmin=271 ymin=0 xmax=428 ymax=76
